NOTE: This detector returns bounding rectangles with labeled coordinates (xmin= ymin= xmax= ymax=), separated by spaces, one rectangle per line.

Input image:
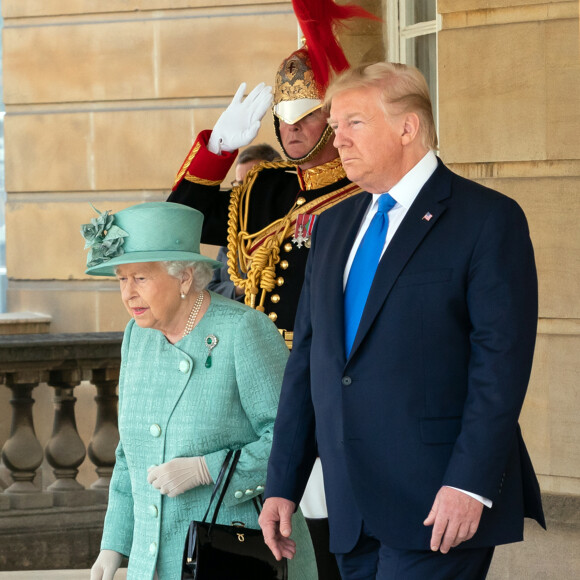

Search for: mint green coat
xmin=100 ymin=293 xmax=317 ymax=579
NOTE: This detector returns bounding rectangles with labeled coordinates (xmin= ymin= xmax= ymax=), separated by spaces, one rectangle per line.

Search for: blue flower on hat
xmin=81 ymin=205 xmax=129 ymax=269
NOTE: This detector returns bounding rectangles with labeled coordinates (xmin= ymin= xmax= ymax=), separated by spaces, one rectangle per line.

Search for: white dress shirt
xmin=342 ymin=150 xmax=491 ymax=508
xmin=343 ymin=150 xmax=438 ymax=288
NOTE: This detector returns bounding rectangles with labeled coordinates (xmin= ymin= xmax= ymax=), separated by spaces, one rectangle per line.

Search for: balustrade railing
xmin=0 ymin=332 xmax=122 ymax=510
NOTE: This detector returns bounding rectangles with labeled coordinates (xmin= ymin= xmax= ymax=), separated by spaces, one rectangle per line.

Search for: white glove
xmin=147 ymin=456 xmax=212 ymax=498
xmin=90 ymin=549 xmax=123 ymax=580
xmin=208 ymin=82 xmax=273 ymax=154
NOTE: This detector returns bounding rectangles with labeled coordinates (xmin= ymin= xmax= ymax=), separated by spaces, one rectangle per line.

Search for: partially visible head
xmin=325 ymin=62 xmax=436 ymax=193
xmin=237 ymin=143 xmax=281 ymax=166
xmin=234 ymin=143 xmax=281 ymax=184
xmin=272 ymin=47 xmax=337 ymax=167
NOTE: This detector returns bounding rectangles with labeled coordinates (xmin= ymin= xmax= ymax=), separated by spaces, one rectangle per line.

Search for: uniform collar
xmin=297 ymin=157 xmax=347 ymax=191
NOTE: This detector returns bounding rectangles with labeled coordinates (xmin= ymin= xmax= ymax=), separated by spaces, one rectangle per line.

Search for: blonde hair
xmin=325 ymin=62 xmax=438 ymax=151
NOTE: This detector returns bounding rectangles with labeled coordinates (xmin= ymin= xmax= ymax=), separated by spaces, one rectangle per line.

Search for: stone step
xmin=0 ymin=571 xmax=126 ymax=579
xmin=0 ymin=311 xmax=51 ymax=335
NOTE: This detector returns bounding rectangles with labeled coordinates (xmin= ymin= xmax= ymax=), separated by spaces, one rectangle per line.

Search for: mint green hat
xmin=81 ymin=202 xmax=222 ymax=276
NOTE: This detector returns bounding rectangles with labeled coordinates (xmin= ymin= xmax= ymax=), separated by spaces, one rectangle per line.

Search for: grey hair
xmin=163 ymin=260 xmax=214 ymax=293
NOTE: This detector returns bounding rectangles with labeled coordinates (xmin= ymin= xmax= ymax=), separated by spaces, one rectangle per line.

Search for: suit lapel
xmin=347 ymin=162 xmax=453 ymax=362
xmin=321 ymin=192 xmax=372 ymax=364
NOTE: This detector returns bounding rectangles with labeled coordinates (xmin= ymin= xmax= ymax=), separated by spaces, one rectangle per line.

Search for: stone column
xmin=1 ymin=371 xmax=53 ymax=508
xmin=45 ymin=369 xmax=87 ymax=502
xmin=88 ymin=367 xmax=120 ymax=491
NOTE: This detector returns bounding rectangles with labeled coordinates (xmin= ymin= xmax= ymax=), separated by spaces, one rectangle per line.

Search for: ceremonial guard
xmin=167 ymin=3 xmax=376 ymax=577
xmin=167 ymin=46 xmax=361 ymax=348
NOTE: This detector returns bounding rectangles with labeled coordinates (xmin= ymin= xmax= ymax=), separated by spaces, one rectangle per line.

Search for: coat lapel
xmin=347 ymin=162 xmax=453 ymax=362
xmin=321 ymin=192 xmax=372 ymax=364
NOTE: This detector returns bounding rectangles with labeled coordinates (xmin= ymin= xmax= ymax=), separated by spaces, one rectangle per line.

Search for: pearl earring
xmin=180 ymin=292 xmax=186 ymax=299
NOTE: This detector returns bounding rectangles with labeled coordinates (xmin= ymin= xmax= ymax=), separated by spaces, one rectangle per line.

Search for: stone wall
xmin=2 ymin=1 xmax=298 ymax=333
xmin=1 ymin=0 xmax=579 ymax=577
xmin=437 ymin=3 xmax=580 ymax=574
xmin=1 ymin=0 xmax=384 ymax=334
xmin=438 ymin=0 xmax=580 ymax=500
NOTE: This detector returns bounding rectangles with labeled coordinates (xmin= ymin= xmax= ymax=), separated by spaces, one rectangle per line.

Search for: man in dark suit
xmin=259 ymin=62 xmax=545 ymax=579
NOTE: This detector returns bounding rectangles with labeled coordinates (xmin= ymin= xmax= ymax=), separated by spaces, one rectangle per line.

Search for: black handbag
xmin=182 ymin=449 xmax=288 ymax=580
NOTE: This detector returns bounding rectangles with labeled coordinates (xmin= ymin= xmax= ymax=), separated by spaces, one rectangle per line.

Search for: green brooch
xmin=205 ymin=335 xmax=218 ymax=368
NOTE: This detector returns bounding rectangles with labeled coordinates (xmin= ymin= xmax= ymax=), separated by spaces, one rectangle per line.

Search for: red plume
xmin=291 ymin=0 xmax=380 ymax=91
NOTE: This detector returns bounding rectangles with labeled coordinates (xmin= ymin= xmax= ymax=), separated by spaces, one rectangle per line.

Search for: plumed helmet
xmin=272 ymin=44 xmax=333 ymax=164
xmin=273 ymin=47 xmax=323 ymax=125
xmin=272 ymin=1 xmax=378 ymax=164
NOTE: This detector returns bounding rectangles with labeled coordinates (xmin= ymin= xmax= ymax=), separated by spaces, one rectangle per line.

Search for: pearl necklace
xmin=182 ymin=291 xmax=205 ymax=339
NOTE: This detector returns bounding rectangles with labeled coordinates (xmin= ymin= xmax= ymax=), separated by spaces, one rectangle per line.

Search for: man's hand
xmin=147 ymin=456 xmax=212 ymax=498
xmin=259 ymin=497 xmax=297 ymax=561
xmin=208 ymin=82 xmax=273 ymax=154
xmin=90 ymin=549 xmax=123 ymax=580
xmin=423 ymin=486 xmax=484 ymax=553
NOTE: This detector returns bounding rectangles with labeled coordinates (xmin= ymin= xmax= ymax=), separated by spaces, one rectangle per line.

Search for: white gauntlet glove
xmin=208 ymin=82 xmax=273 ymax=154
xmin=90 ymin=549 xmax=123 ymax=580
xmin=147 ymin=456 xmax=212 ymax=498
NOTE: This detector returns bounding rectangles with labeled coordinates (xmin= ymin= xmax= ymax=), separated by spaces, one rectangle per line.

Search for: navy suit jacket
xmin=265 ymin=160 xmax=545 ymax=554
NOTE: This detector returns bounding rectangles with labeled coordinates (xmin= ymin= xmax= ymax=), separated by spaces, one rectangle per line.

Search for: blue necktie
xmin=344 ymin=193 xmax=397 ymax=356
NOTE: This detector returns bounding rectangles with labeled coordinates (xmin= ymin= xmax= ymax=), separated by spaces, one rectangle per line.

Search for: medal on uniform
xmin=292 ymin=213 xmax=316 ymax=248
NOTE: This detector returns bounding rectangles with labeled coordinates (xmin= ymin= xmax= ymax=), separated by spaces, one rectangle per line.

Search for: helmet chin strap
xmin=274 ymin=116 xmax=335 ymax=166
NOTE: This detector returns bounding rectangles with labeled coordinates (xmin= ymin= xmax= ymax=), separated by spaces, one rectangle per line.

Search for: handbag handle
xmin=209 ymin=449 xmax=242 ymax=526
xmin=201 ymin=449 xmax=236 ymax=523
xmin=201 ymin=449 xmax=262 ymax=527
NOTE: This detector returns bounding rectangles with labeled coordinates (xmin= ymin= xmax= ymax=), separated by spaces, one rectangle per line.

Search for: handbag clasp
xmin=232 ymin=520 xmax=246 ymax=542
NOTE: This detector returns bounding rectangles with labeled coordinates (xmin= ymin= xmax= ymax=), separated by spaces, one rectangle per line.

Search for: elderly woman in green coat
xmin=84 ymin=202 xmax=317 ymax=580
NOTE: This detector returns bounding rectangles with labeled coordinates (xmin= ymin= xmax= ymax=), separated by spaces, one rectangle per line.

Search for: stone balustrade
xmin=1 ymin=332 xmax=579 ymax=576
xmin=0 ymin=332 xmax=123 ymax=570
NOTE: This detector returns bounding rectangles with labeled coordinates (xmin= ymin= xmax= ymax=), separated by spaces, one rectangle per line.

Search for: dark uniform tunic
xmin=168 ymin=130 xmax=361 ymax=342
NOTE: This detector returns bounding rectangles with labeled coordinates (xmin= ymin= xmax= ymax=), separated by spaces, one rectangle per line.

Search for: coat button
xmin=149 ymin=424 xmax=162 ymax=437
xmin=341 ymin=376 xmax=352 ymax=386
xmin=270 ymin=294 xmax=280 ymax=304
xmin=276 ymin=277 xmax=285 ymax=286
xmin=256 ymin=485 xmax=264 ymax=492
xmin=268 ymin=312 xmax=278 ymax=322
xmin=234 ymin=491 xmax=244 ymax=499
xmin=149 ymin=542 xmax=157 ymax=555
xmin=284 ymin=243 xmax=293 ymax=253
xmin=280 ymin=260 xmax=289 ymax=270
xmin=179 ymin=360 xmax=190 ymax=373
xmin=148 ymin=504 xmax=158 ymax=518
xmin=245 ymin=489 xmax=254 ymax=496
xmin=296 ymin=197 xmax=306 ymax=206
